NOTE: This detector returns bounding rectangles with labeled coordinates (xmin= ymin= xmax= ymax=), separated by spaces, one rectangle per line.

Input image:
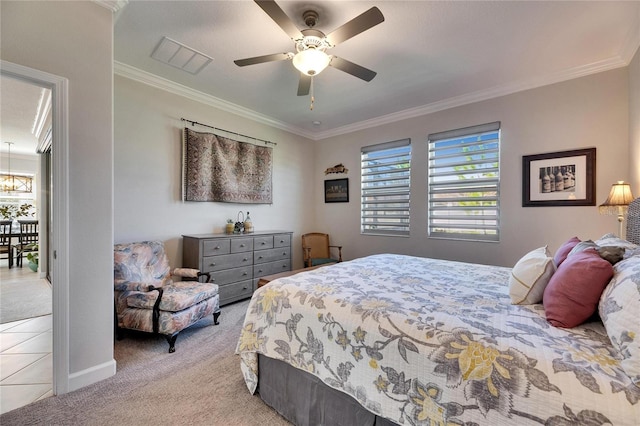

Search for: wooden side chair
xmin=0 ymin=220 xmax=14 ymax=268
xmin=16 ymin=219 xmax=38 ymax=268
xmin=301 ymin=232 xmax=342 ymax=267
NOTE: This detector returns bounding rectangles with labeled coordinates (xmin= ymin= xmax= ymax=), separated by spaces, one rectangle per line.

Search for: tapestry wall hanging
xmin=183 ymin=128 xmax=273 ymax=203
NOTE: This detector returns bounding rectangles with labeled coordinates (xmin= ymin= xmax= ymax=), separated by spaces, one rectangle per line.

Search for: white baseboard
xmin=68 ymin=358 xmax=116 ymax=392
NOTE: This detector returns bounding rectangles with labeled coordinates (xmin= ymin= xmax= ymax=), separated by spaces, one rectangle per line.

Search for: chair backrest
xmin=302 ymin=233 xmax=330 ymax=259
xmin=627 ymin=197 xmax=640 ymax=245
xmin=18 ymin=220 xmax=38 ymax=246
xmin=114 ymin=241 xmax=171 ymax=286
xmin=0 ymin=220 xmax=12 ymax=248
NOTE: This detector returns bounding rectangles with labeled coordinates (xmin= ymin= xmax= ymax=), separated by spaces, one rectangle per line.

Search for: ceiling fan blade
xmin=297 ymin=74 xmax=311 ymax=96
xmin=325 ymin=7 xmax=384 ymax=46
xmin=330 ymin=57 xmax=377 ymax=82
xmin=234 ymin=53 xmax=291 ymax=67
xmin=254 ymin=0 xmax=303 ymax=40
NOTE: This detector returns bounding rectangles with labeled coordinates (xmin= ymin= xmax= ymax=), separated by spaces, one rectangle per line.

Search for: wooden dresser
xmin=182 ymin=231 xmax=292 ymax=306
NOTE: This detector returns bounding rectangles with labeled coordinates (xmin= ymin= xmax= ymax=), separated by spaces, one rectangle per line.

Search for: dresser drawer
xmin=254 ymin=247 xmax=290 ymax=264
xmin=231 ymin=238 xmax=253 ymax=253
xmin=202 ymin=252 xmax=252 ymax=273
xmin=273 ymin=234 xmax=291 ymax=248
xmin=210 ymin=265 xmax=252 ymax=286
xmin=219 ymin=279 xmax=253 ymax=305
xmin=254 ymin=236 xmax=274 ymax=250
xmin=253 ymin=260 xmax=291 ymax=278
xmin=203 ymin=239 xmax=231 ymax=256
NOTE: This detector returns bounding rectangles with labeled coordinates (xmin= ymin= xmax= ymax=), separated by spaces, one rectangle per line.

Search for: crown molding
xmin=314 ymin=56 xmax=630 ymax=140
xmin=116 ymin=52 xmax=629 ymax=142
xmin=114 ymin=61 xmax=315 ymax=140
xmin=93 ymin=0 xmax=128 ymax=13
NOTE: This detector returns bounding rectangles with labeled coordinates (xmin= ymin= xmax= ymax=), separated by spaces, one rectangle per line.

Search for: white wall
xmin=1 ymin=1 xmax=114 ymax=388
xmin=630 ymin=46 xmax=640 ymax=191
xmin=114 ymin=76 xmax=316 ymax=269
xmin=313 ymin=69 xmax=631 ymax=267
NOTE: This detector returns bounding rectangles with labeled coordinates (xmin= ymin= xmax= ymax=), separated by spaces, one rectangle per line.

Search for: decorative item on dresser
xmin=182 ymin=231 xmax=292 ymax=306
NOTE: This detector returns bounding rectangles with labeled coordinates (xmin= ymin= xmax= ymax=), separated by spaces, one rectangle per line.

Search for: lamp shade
xmin=292 ymin=49 xmax=331 ymax=76
xmin=599 ymin=181 xmax=634 ymax=215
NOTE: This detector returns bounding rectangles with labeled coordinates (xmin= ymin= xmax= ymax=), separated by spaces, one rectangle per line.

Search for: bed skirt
xmin=258 ymin=354 xmax=398 ymax=426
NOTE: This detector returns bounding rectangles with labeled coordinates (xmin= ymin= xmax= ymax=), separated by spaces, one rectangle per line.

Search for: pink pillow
xmin=553 ymin=237 xmax=581 ymax=267
xmin=543 ymin=249 xmax=613 ymax=328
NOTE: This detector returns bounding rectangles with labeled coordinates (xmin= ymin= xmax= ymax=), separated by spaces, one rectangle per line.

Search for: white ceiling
xmin=113 ymin=0 xmax=640 ymax=140
xmin=0 ymin=76 xmax=48 ymax=156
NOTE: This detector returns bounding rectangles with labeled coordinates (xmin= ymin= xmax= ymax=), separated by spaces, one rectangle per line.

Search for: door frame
xmin=1 ymin=60 xmax=70 ymax=394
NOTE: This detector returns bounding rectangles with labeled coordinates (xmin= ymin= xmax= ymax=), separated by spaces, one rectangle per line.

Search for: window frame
xmin=427 ymin=122 xmax=501 ymax=242
xmin=361 ymin=139 xmax=411 ymax=237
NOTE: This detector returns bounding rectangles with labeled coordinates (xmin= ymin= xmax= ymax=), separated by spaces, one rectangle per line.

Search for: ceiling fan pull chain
xmin=310 ymin=76 xmax=314 ymax=110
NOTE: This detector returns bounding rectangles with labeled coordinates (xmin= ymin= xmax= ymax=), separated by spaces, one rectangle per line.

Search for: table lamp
xmin=599 ymin=181 xmax=634 ymax=238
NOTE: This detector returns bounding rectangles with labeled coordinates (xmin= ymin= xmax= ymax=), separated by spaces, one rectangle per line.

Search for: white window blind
xmin=428 ymin=122 xmax=500 ymax=241
xmin=361 ymin=139 xmax=411 ymax=236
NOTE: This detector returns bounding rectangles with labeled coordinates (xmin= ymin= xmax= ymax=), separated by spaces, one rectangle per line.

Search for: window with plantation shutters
xmin=361 ymin=139 xmax=411 ymax=236
xmin=428 ymin=122 xmax=500 ymax=242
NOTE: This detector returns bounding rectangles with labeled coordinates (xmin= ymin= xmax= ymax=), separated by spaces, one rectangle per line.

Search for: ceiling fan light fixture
xmin=292 ymin=49 xmax=331 ymax=76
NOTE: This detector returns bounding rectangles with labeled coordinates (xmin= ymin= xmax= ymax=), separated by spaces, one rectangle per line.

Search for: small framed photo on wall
xmin=324 ymin=178 xmax=349 ymax=203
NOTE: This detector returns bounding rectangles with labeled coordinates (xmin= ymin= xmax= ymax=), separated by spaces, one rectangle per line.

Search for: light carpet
xmin=0 ymin=299 xmax=291 ymax=425
xmin=0 ymin=279 xmax=52 ymax=324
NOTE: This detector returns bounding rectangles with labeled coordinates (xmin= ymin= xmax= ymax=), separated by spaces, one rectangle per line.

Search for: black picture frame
xmin=324 ymin=178 xmax=349 ymax=203
xmin=522 ymin=148 xmax=596 ymax=207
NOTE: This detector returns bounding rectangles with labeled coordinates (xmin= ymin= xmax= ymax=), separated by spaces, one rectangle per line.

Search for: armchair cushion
xmin=125 ymin=282 xmax=219 ymax=312
xmin=114 ymin=279 xmax=166 ymax=292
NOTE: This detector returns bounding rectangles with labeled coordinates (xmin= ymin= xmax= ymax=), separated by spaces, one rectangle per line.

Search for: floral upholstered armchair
xmin=114 ymin=241 xmax=220 ymax=353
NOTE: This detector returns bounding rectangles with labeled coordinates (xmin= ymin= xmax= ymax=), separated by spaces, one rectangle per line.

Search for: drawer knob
xmin=243 ymin=286 xmax=248 ymax=290
xmin=258 ymin=256 xmax=263 ymax=260
xmin=243 ymin=258 xmax=248 ymax=261
xmin=282 ymin=265 xmax=287 ymax=269
xmin=261 ymin=242 xmax=266 ymax=245
xmin=243 ymin=272 xmax=248 ymax=276
xmin=258 ymin=269 xmax=263 ymax=273
xmin=280 ymin=240 xmax=284 ymax=243
xmin=215 ymin=246 xmax=220 ymax=249
xmin=240 ymin=244 xmax=245 ymax=247
xmin=210 ymin=263 xmax=216 ymax=267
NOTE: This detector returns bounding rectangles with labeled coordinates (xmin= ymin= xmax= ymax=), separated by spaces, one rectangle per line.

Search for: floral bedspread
xmin=236 ymin=254 xmax=639 ymax=425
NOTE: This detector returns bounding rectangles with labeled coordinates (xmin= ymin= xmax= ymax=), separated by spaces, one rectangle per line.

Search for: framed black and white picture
xmin=522 ymin=148 xmax=596 ymax=207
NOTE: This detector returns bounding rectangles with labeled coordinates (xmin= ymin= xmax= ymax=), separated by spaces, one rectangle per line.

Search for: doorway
xmin=1 ymin=60 xmax=70 ymax=404
xmin=0 ymin=76 xmax=52 ymax=413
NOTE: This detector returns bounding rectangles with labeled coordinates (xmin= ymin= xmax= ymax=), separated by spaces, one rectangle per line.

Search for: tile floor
xmin=0 ymin=264 xmax=52 ymax=415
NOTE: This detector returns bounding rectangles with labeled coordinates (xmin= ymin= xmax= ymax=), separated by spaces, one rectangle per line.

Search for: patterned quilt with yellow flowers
xmin=236 ymin=254 xmax=639 ymax=425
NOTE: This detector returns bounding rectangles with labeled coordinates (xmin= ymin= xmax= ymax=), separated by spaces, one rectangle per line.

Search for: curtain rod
xmin=181 ymin=118 xmax=277 ymax=146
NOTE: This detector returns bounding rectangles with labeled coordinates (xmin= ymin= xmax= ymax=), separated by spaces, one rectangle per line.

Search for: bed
xmin=236 ymin=208 xmax=640 ymax=425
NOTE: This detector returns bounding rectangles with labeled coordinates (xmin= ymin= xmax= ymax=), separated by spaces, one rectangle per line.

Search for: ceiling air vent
xmin=151 ymin=36 xmax=213 ymax=75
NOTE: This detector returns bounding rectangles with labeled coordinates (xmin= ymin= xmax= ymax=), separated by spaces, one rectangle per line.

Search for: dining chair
xmin=16 ymin=219 xmax=38 ymax=268
xmin=0 ymin=220 xmax=14 ymax=268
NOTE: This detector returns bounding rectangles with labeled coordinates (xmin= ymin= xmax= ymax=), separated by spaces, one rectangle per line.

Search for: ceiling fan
xmin=234 ymin=0 xmax=384 ymax=97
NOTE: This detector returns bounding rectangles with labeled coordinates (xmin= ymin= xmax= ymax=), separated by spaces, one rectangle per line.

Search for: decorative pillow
xmin=553 ymin=237 xmax=581 ymax=267
xmin=599 ymin=255 xmax=640 ymax=387
xmin=509 ymin=246 xmax=556 ymax=305
xmin=567 ymin=240 xmax=597 ymax=256
xmin=595 ymin=233 xmax=639 ymax=259
xmin=567 ymin=240 xmax=625 ymax=265
xmin=543 ymin=248 xmax=614 ymax=328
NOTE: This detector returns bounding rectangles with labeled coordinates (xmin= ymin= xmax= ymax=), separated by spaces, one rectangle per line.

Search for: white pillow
xmin=509 ymin=246 xmax=556 ymax=305
xmin=599 ymin=255 xmax=640 ymax=387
